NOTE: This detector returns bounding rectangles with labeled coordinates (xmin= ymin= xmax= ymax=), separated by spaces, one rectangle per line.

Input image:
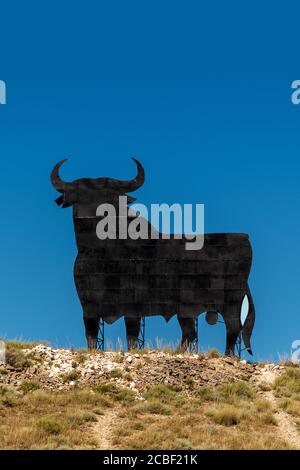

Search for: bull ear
xmin=55 ymin=195 xmax=64 ymax=206
xmin=126 ymin=195 xmax=137 ymax=204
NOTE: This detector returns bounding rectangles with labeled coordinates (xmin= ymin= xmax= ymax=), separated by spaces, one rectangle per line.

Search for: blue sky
xmin=0 ymin=2 xmax=300 ymax=360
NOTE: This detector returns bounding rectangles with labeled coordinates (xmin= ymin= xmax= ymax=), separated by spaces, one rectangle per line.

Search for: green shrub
xmin=73 ymin=389 xmax=112 ymax=407
xmin=196 ymin=386 xmax=216 ymax=402
xmin=95 ymin=383 xmax=135 ymax=402
xmin=19 ymin=380 xmax=40 ymax=394
xmin=5 ymin=348 xmax=31 ymax=369
xmin=66 ymin=411 xmax=97 ymax=426
xmin=218 ymin=381 xmax=254 ymax=402
xmin=114 ymin=388 xmax=136 ymax=403
xmin=77 ymin=351 xmax=88 ymax=364
xmin=37 ymin=417 xmax=63 ymax=435
xmin=143 ymin=384 xmax=179 ymax=404
xmin=1 ymin=393 xmax=19 ymax=407
xmin=95 ymin=383 xmax=119 ymax=394
xmin=138 ymin=401 xmax=172 ymax=415
xmin=110 ymin=368 xmax=123 ymax=379
xmin=274 ymin=368 xmax=300 ymax=398
xmin=61 ymin=370 xmax=81 ymax=383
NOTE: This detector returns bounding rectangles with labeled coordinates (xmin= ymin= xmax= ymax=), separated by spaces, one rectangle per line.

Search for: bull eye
xmin=240 ymin=294 xmax=249 ymax=326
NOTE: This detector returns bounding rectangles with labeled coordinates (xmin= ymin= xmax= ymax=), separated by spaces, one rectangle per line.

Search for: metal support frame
xmin=97 ymin=317 xmax=105 ymax=351
xmin=235 ymin=331 xmax=242 ymax=359
xmin=95 ymin=314 xmax=242 ymax=357
xmin=235 ymin=331 xmax=247 ymax=359
xmin=188 ymin=318 xmax=199 ymax=353
xmin=137 ymin=316 xmax=145 ymax=349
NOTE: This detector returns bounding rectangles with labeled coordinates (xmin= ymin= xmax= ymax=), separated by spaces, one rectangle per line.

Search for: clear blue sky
xmin=0 ymin=2 xmax=300 ymax=360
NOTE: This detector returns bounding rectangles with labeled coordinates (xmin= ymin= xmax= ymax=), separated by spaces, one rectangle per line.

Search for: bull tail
xmin=241 ymin=291 xmax=255 ymax=355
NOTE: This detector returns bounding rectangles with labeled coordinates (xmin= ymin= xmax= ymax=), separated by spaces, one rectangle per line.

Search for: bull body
xmin=51 ymin=159 xmax=255 ymax=355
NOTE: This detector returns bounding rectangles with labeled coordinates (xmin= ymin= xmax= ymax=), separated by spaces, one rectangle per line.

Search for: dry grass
xmin=111 ymin=381 xmax=291 ymax=450
xmin=4 ymin=340 xmax=39 ymax=350
xmin=0 ymin=376 xmax=294 ymax=450
xmin=0 ymin=386 xmax=112 ymax=449
xmin=273 ymin=367 xmax=300 ymax=424
xmin=0 ymin=341 xmax=298 ymax=450
xmin=274 ymin=367 xmax=300 ymax=398
xmin=3 ymin=340 xmax=42 ymax=370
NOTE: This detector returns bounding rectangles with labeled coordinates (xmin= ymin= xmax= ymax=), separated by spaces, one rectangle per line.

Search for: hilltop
xmin=0 ymin=342 xmax=300 ymax=450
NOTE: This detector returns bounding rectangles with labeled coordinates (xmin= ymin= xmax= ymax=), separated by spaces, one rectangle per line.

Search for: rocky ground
xmin=0 ymin=344 xmax=286 ymax=395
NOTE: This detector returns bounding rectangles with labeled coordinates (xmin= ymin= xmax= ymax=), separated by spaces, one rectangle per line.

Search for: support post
xmin=97 ymin=317 xmax=105 ymax=351
xmin=235 ymin=331 xmax=242 ymax=359
xmin=188 ymin=317 xmax=199 ymax=353
xmin=137 ymin=317 xmax=145 ymax=350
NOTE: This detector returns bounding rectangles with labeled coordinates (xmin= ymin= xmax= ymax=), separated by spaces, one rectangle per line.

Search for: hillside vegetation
xmin=0 ymin=341 xmax=300 ymax=450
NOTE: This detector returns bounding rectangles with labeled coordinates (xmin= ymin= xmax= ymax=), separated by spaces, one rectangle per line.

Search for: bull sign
xmin=51 ymin=158 xmax=255 ymax=355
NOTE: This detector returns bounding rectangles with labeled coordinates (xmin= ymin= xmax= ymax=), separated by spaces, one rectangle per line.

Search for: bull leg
xmin=178 ymin=317 xmax=197 ymax=351
xmin=222 ymin=307 xmax=241 ymax=356
xmin=84 ymin=317 xmax=99 ymax=350
xmin=124 ymin=317 xmax=141 ymax=350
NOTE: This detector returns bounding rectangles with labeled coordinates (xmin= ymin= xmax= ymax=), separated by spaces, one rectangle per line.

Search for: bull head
xmin=50 ymin=158 xmax=145 ymax=211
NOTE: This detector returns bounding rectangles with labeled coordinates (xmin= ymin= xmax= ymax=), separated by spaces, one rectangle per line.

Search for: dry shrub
xmin=207 ymin=405 xmax=241 ymax=426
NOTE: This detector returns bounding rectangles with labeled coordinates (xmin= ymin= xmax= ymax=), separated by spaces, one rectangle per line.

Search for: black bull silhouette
xmin=51 ymin=158 xmax=255 ymax=355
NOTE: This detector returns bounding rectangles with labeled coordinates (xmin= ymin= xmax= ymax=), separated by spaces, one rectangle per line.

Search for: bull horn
xmin=50 ymin=159 xmax=72 ymax=192
xmin=129 ymin=158 xmax=145 ymax=190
